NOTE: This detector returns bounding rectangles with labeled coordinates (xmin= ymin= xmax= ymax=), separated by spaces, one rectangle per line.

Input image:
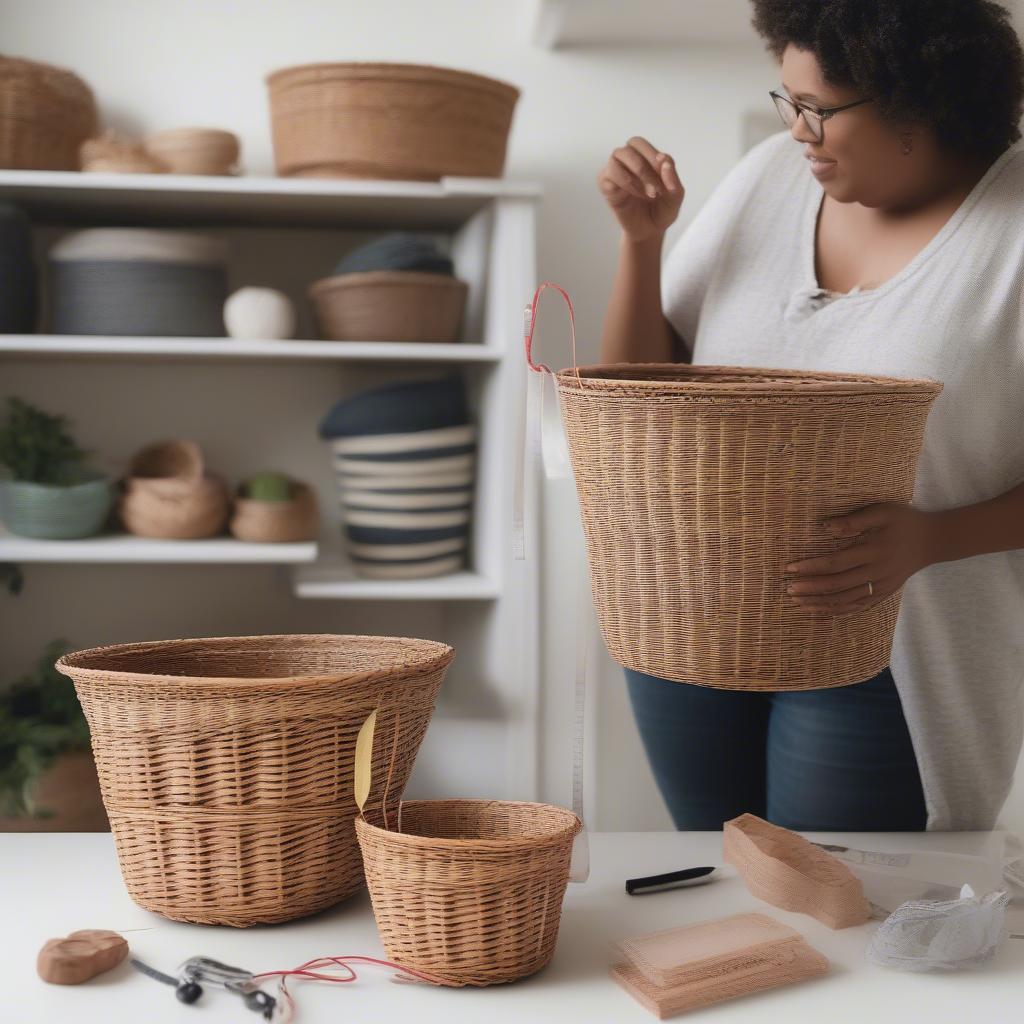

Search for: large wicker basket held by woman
xmin=595 ymin=0 xmax=1024 ymax=836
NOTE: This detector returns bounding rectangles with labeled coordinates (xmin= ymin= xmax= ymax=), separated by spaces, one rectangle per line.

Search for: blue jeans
xmin=624 ymin=665 xmax=927 ymax=832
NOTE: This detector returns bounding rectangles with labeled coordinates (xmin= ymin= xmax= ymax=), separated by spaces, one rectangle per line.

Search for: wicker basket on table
xmin=0 ymin=55 xmax=97 ymax=170
xmin=56 ymin=634 xmax=453 ymax=926
xmin=356 ymin=798 xmax=581 ymax=986
xmin=553 ymin=362 xmax=943 ymax=691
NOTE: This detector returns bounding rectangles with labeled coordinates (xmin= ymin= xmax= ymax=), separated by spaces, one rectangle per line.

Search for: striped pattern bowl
xmin=329 ymin=423 xmax=475 ymax=578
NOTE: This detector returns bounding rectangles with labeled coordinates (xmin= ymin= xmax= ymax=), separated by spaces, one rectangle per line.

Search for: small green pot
xmin=0 ymin=474 xmax=112 ymax=539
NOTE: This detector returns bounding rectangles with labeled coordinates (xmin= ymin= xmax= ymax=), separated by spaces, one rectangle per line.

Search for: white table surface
xmin=5 ymin=830 xmax=1023 ymax=1023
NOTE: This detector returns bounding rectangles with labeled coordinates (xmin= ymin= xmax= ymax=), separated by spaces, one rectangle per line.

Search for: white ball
xmin=224 ymin=287 xmax=296 ymax=340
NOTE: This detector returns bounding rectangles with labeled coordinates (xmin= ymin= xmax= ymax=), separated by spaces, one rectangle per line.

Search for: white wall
xmin=2 ymin=0 xmax=1021 ymax=834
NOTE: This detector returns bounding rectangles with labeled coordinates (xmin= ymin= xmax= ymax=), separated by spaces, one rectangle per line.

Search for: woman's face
xmin=779 ymin=44 xmax=918 ymax=208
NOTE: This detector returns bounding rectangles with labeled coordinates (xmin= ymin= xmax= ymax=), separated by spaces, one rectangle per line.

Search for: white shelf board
xmin=0 ymin=170 xmax=543 ymax=230
xmin=0 ymin=528 xmax=318 ymax=564
xmin=532 ymin=0 xmax=760 ymax=48
xmin=0 ymin=336 xmax=501 ymax=364
xmin=294 ymin=560 xmax=500 ymax=600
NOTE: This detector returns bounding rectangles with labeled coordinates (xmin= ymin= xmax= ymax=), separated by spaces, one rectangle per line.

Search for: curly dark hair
xmin=750 ymin=0 xmax=1024 ymax=159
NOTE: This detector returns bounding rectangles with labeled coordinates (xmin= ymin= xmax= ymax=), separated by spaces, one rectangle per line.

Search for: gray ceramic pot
xmin=0 ymin=474 xmax=112 ymax=539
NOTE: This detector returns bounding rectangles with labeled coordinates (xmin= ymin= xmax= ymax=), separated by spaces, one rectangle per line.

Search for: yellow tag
xmin=354 ymin=709 xmax=377 ymax=815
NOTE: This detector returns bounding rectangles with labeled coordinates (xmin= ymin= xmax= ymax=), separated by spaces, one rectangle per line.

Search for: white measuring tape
xmin=514 ymin=284 xmax=590 ymax=883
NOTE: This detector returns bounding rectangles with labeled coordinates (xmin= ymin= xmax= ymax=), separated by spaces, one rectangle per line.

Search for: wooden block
xmin=37 ymin=929 xmax=129 ymax=985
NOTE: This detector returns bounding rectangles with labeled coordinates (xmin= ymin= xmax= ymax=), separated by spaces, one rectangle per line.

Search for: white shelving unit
xmin=0 ymin=168 xmax=544 ymax=803
xmin=0 ymin=336 xmax=501 ymax=363
xmin=0 ymin=528 xmax=317 ymax=564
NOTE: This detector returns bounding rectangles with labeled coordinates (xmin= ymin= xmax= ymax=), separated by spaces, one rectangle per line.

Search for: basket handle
xmin=523 ymin=281 xmax=584 ymax=384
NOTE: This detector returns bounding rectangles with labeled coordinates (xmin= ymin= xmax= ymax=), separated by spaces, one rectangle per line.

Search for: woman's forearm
xmin=928 ymin=479 xmax=1024 ymax=564
xmin=600 ymin=233 xmax=690 ymax=364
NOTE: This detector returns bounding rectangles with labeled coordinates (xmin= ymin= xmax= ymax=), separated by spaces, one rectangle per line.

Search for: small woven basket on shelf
xmin=553 ymin=362 xmax=943 ymax=691
xmin=356 ymin=799 xmax=581 ymax=986
xmin=56 ymin=634 xmax=453 ymax=926
xmin=145 ymin=127 xmax=240 ymax=175
xmin=0 ymin=55 xmax=97 ymax=170
xmin=309 ymin=271 xmax=467 ymax=343
xmin=119 ymin=439 xmax=230 ymax=540
xmin=229 ymin=481 xmax=319 ymax=543
xmin=266 ymin=62 xmax=519 ymax=180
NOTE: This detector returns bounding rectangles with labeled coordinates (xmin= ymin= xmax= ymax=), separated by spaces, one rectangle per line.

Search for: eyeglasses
xmin=769 ymin=90 xmax=872 ymax=143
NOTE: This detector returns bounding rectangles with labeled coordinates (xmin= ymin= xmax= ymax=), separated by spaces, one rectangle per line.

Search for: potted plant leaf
xmin=0 ymin=397 xmax=112 ymax=538
xmin=0 ymin=640 xmax=107 ymax=831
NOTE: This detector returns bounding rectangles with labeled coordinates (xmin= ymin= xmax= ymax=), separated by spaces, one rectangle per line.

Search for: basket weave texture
xmin=267 ymin=62 xmax=519 ymax=180
xmin=56 ymin=634 xmax=453 ymax=926
xmin=0 ymin=55 xmax=97 ymax=170
xmin=555 ymin=363 xmax=943 ymax=690
xmin=356 ymin=799 xmax=581 ymax=986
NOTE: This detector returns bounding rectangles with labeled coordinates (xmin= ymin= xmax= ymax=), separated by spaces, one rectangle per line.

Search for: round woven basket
xmin=555 ymin=363 xmax=943 ymax=691
xmin=145 ymin=127 xmax=240 ymax=175
xmin=0 ymin=55 xmax=97 ymax=170
xmin=309 ymin=271 xmax=467 ymax=343
xmin=56 ymin=634 xmax=454 ymax=926
xmin=229 ymin=481 xmax=319 ymax=543
xmin=356 ymin=799 xmax=581 ymax=986
xmin=119 ymin=439 xmax=230 ymax=539
xmin=266 ymin=62 xmax=519 ymax=180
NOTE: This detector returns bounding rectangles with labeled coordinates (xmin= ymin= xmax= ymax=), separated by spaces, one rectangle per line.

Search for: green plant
xmin=0 ymin=398 xmax=87 ymax=484
xmin=244 ymin=470 xmax=292 ymax=502
xmin=0 ymin=640 xmax=90 ymax=818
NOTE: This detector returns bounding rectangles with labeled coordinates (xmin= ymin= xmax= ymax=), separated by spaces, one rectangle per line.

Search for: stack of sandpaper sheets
xmin=610 ymin=912 xmax=829 ymax=1018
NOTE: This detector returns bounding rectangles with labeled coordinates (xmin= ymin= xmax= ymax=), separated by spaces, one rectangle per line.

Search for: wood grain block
xmin=37 ymin=929 xmax=128 ymax=984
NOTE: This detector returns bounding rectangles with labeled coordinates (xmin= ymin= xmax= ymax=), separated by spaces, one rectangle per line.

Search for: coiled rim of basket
xmin=56 ymin=633 xmax=455 ymax=689
xmin=265 ymin=61 xmax=521 ymax=101
xmin=555 ymin=362 xmax=944 ymax=398
xmin=355 ymin=798 xmax=582 ymax=852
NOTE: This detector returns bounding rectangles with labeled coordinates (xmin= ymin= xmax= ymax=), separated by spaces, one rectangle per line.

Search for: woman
xmin=597 ymin=0 xmax=1024 ymax=833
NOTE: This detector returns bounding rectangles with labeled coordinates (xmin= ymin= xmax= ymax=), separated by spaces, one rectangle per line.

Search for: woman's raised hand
xmin=598 ymin=136 xmax=684 ymax=242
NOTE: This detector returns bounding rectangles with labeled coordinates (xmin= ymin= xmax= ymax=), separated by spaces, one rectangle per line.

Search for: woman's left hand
xmin=783 ymin=502 xmax=943 ymax=614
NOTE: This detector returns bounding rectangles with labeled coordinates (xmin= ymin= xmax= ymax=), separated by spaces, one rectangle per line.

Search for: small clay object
xmin=37 ymin=929 xmax=128 ymax=984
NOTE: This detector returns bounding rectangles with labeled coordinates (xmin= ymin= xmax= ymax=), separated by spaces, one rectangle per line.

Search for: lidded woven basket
xmin=554 ymin=362 xmax=943 ymax=690
xmin=56 ymin=634 xmax=453 ymax=926
xmin=266 ymin=62 xmax=519 ymax=180
xmin=356 ymin=798 xmax=581 ymax=986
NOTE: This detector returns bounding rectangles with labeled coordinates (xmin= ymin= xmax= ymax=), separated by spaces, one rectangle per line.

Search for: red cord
xmin=524 ymin=281 xmax=580 ymax=380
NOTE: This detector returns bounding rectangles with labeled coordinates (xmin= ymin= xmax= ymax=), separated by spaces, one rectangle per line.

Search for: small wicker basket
xmin=356 ymin=799 xmax=581 ymax=986
xmin=309 ymin=271 xmax=467 ymax=343
xmin=145 ymin=127 xmax=240 ymax=176
xmin=119 ymin=440 xmax=229 ymax=539
xmin=554 ymin=363 xmax=943 ymax=690
xmin=229 ymin=480 xmax=319 ymax=543
xmin=0 ymin=55 xmax=98 ymax=170
xmin=266 ymin=62 xmax=519 ymax=180
xmin=56 ymin=634 xmax=454 ymax=926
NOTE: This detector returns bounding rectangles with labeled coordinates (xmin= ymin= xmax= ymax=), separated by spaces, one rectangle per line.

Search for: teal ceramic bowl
xmin=0 ymin=474 xmax=112 ymax=539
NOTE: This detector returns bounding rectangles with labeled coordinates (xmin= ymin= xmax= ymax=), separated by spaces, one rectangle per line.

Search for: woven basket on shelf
xmin=229 ymin=481 xmax=319 ymax=543
xmin=554 ymin=363 xmax=943 ymax=691
xmin=145 ymin=127 xmax=240 ymax=175
xmin=0 ymin=55 xmax=97 ymax=170
xmin=356 ymin=799 xmax=581 ymax=986
xmin=56 ymin=634 xmax=454 ymax=926
xmin=309 ymin=271 xmax=467 ymax=343
xmin=266 ymin=62 xmax=519 ymax=180
xmin=119 ymin=439 xmax=230 ymax=539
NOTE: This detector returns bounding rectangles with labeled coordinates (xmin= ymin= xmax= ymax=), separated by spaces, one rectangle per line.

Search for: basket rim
xmin=355 ymin=798 xmax=582 ymax=851
xmin=309 ymin=271 xmax=467 ymax=294
xmin=265 ymin=61 xmax=520 ymax=101
xmin=555 ymin=362 xmax=943 ymax=397
xmin=55 ymin=633 xmax=455 ymax=688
